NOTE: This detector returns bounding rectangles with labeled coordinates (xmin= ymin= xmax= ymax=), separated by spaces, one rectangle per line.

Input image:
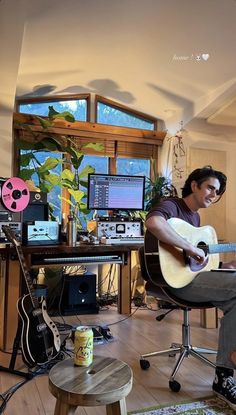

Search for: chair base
xmin=141 ymin=342 xmax=216 ymax=381
xmin=140 ymin=309 xmax=217 ymax=391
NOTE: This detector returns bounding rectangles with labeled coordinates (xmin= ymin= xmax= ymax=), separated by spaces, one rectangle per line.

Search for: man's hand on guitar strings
xmin=185 ymin=246 xmax=207 ymax=264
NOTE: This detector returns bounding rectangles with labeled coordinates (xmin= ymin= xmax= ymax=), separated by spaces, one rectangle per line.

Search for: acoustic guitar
xmin=145 ymin=218 xmax=236 ymax=289
xmin=2 ymin=225 xmax=61 ymax=368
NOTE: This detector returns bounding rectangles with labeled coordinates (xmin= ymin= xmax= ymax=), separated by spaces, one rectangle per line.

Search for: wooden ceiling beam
xmin=13 ymin=113 xmax=166 ymax=145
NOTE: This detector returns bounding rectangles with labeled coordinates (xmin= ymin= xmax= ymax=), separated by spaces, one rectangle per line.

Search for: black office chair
xmin=138 ymin=246 xmax=217 ymax=392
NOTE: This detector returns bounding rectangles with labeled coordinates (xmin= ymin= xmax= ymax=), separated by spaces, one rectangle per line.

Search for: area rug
xmin=129 ymin=396 xmax=235 ymax=414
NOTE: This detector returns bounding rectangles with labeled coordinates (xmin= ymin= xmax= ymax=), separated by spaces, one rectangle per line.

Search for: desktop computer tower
xmin=60 ymin=272 xmax=99 ymax=315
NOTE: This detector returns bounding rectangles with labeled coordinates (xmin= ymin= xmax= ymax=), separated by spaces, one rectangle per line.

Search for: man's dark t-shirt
xmin=147 ymin=197 xmax=200 ymax=227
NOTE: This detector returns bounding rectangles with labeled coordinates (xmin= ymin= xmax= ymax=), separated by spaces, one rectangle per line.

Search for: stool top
xmin=48 ymin=355 xmax=133 ymax=407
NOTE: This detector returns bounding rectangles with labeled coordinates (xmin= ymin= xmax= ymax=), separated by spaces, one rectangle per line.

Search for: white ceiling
xmin=1 ymin=0 xmax=236 ymax=135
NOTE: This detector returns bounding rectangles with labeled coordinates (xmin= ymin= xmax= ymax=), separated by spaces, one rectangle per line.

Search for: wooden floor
xmin=0 ymin=303 xmax=219 ymax=415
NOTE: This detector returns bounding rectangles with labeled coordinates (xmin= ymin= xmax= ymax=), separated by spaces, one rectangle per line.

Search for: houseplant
xmin=17 ymin=106 xmax=104 ymax=226
xmin=144 ymin=174 xmax=178 ymax=212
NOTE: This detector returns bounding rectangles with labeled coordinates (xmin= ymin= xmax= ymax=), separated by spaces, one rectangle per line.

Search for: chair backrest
xmin=138 ymin=245 xmax=176 ymax=304
xmin=138 ymin=245 xmax=150 ymax=282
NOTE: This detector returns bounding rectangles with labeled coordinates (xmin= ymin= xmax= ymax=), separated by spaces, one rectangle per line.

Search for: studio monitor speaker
xmin=22 ymin=192 xmax=48 ymax=222
xmin=60 ymin=272 xmax=98 ymax=315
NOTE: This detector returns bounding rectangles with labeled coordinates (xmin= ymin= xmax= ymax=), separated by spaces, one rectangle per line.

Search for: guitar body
xmin=145 ymin=218 xmax=221 ymax=289
xmin=17 ymin=294 xmax=61 ymax=367
xmin=2 ymin=224 xmax=61 ymax=368
xmin=158 ymin=218 xmax=219 ymax=288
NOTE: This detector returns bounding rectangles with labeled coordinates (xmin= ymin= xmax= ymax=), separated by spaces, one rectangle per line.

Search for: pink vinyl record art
xmin=1 ymin=177 xmax=30 ymax=212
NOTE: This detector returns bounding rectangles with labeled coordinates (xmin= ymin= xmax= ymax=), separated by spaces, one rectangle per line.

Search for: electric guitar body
xmin=2 ymin=225 xmax=61 ymax=368
xmin=17 ymin=294 xmax=61 ymax=367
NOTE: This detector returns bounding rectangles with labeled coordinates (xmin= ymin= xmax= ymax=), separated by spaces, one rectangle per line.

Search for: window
xmin=96 ymin=96 xmax=155 ymax=201
xmin=96 ymin=95 xmax=157 ymax=130
xmin=18 ymin=94 xmax=90 ymax=121
xmin=15 ymin=94 xmax=162 ymax=227
xmin=116 ymin=158 xmax=150 ymax=177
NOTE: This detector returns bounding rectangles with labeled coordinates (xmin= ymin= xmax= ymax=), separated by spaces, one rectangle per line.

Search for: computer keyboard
xmin=101 ymin=236 xmax=144 ymax=245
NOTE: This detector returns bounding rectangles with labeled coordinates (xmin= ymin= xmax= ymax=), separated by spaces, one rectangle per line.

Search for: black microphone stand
xmin=0 ymin=319 xmax=34 ymax=380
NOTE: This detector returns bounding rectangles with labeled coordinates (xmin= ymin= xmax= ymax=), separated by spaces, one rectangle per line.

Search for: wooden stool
xmin=48 ymin=355 xmax=133 ymax=415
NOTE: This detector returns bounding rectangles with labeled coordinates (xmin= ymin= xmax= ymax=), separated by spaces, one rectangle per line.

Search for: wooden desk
xmin=0 ymin=242 xmax=141 ymax=350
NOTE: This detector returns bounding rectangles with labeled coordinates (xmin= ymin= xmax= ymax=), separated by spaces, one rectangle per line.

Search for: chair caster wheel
xmin=140 ymin=359 xmax=150 ymax=370
xmin=169 ymin=380 xmax=181 ymax=392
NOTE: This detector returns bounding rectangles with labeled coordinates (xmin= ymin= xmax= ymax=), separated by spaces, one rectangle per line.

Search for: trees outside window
xmin=19 ymin=97 xmax=88 ymax=121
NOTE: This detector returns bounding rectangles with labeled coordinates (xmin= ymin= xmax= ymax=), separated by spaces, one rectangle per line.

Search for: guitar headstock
xmin=2 ymin=225 xmax=20 ymax=247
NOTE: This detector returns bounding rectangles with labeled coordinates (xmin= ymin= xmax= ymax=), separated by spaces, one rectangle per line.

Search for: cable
xmin=0 ymin=379 xmax=29 ymax=413
xmin=0 ymin=348 xmax=18 ymax=355
xmin=97 ymin=304 xmax=142 ymax=328
xmin=97 ymin=264 xmax=113 ymax=291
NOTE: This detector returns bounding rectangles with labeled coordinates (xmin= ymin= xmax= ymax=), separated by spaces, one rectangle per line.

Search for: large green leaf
xmin=83 ymin=142 xmax=104 ymax=152
xmin=20 ymin=153 xmax=33 ymax=167
xmin=71 ymin=154 xmax=84 ymax=170
xmin=37 ymin=116 xmax=52 ymax=129
xmin=79 ymin=179 xmax=88 ymax=188
xmin=19 ymin=168 xmax=35 ymax=180
xmin=48 ymin=106 xmax=60 ymax=118
xmin=52 ymin=111 xmax=75 ymax=123
xmin=41 ymin=137 xmax=63 ymax=151
xmin=79 ymin=165 xmax=95 ymax=179
xmin=61 ymin=169 xmax=75 ymax=182
xmin=79 ymin=202 xmax=90 ymax=213
xmin=60 ymin=178 xmax=74 ymax=189
xmin=38 ymin=157 xmax=61 ymax=173
xmin=68 ymin=189 xmax=85 ymax=202
xmin=34 ymin=142 xmax=52 ymax=151
xmin=16 ymin=140 xmax=38 ymax=150
xmin=64 ymin=146 xmax=79 ymax=158
xmin=59 ymin=196 xmax=74 ymax=207
xmin=40 ymin=182 xmax=55 ymax=193
xmin=44 ymin=173 xmax=61 ymax=186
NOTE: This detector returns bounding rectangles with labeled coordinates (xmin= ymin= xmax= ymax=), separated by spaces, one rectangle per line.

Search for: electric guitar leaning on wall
xmin=2 ymin=225 xmax=61 ymax=368
xmin=145 ymin=217 xmax=236 ymax=289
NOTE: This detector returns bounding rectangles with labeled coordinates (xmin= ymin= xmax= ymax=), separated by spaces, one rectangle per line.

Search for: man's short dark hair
xmin=182 ymin=166 xmax=227 ymax=200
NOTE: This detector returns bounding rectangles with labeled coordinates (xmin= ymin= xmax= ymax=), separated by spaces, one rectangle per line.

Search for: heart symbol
xmin=202 ymin=53 xmax=209 ymax=61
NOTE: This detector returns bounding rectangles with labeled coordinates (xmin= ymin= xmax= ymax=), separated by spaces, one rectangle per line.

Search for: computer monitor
xmin=87 ymin=173 xmax=145 ymax=211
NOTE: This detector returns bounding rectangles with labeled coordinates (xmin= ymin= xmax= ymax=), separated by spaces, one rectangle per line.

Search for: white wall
xmin=0 ymin=0 xmax=26 ymax=176
xmin=185 ymin=128 xmax=236 ymax=243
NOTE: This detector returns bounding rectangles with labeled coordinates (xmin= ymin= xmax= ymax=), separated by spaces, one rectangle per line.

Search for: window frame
xmin=95 ymin=94 xmax=158 ymax=130
xmin=16 ymin=93 xmax=91 ymax=122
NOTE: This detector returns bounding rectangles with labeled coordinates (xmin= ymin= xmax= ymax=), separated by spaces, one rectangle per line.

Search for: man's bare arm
xmin=145 ymin=216 xmax=206 ymax=263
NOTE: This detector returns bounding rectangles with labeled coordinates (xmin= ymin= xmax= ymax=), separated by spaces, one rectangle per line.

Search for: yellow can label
xmin=74 ymin=326 xmax=93 ymax=367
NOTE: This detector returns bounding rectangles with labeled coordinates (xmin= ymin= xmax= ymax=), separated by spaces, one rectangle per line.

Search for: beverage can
xmin=74 ymin=326 xmax=93 ymax=366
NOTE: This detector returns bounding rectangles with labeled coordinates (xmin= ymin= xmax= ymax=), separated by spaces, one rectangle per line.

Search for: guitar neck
xmin=15 ymin=244 xmax=39 ymax=309
xmin=206 ymin=243 xmax=236 ymax=254
xmin=2 ymin=225 xmax=41 ymax=309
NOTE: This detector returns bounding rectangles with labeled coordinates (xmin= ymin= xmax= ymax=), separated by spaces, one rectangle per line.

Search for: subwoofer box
xmin=60 ymin=272 xmax=99 ymax=315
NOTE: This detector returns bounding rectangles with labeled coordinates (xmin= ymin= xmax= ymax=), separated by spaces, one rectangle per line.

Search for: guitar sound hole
xmin=197 ymin=241 xmax=207 ymax=256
